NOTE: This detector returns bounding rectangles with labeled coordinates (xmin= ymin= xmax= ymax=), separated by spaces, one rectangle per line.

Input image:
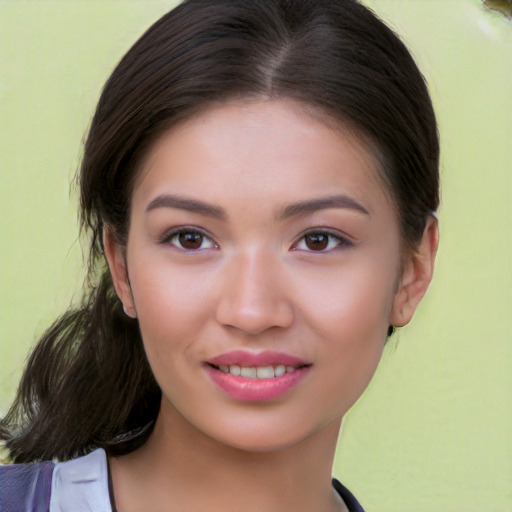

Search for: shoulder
xmin=0 ymin=448 xmax=112 ymax=512
xmin=51 ymin=448 xmax=112 ymax=511
xmin=0 ymin=459 xmax=55 ymax=512
xmin=332 ymin=478 xmax=366 ymax=512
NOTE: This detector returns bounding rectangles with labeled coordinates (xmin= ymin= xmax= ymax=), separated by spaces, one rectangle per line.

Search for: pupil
xmin=305 ymin=234 xmax=328 ymax=251
xmin=179 ymin=232 xmax=202 ymax=249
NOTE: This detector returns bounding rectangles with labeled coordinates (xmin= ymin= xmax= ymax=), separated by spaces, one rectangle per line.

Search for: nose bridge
xmin=216 ymin=247 xmax=294 ymax=335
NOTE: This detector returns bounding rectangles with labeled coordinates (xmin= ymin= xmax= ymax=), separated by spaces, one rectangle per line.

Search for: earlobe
xmin=103 ymin=228 xmax=137 ymax=318
xmin=389 ymin=216 xmax=439 ymax=328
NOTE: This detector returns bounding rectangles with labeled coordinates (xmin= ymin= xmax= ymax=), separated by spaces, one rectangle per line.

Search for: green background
xmin=1 ymin=1 xmax=510 ymax=510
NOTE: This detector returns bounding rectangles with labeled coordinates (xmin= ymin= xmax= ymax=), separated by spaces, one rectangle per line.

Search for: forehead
xmin=133 ymin=98 xmax=393 ymax=218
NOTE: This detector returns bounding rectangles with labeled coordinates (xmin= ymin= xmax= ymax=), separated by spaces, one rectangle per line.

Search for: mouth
xmin=203 ymin=351 xmax=312 ymax=401
xmin=206 ymin=362 xmax=310 ymax=380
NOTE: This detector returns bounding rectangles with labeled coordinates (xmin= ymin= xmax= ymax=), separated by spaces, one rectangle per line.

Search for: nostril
xmin=215 ymin=294 xmax=294 ymax=334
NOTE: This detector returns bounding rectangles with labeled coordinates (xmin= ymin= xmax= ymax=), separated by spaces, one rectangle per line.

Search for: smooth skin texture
xmin=105 ymin=99 xmax=438 ymax=512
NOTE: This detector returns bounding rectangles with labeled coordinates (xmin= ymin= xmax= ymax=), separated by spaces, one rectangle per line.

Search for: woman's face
xmin=108 ymin=99 xmax=413 ymax=452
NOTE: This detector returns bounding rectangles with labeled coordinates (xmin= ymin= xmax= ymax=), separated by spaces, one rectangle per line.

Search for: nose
xmin=215 ymin=250 xmax=294 ymax=335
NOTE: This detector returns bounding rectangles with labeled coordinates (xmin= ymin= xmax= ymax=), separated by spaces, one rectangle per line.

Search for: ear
xmin=389 ymin=216 xmax=439 ymax=328
xmin=103 ymin=228 xmax=137 ymax=318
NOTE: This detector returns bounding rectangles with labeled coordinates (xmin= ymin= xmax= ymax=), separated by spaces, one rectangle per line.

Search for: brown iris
xmin=179 ymin=231 xmax=204 ymax=249
xmin=304 ymin=233 xmax=329 ymax=251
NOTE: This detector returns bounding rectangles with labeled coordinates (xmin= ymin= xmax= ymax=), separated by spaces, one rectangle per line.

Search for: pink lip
xmin=204 ymin=350 xmax=311 ymax=402
xmin=208 ymin=350 xmax=309 ymax=367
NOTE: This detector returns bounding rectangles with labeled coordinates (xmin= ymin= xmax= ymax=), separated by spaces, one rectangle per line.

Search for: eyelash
xmin=292 ymin=229 xmax=353 ymax=253
xmin=160 ymin=228 xmax=352 ymax=253
xmin=161 ymin=228 xmax=218 ymax=251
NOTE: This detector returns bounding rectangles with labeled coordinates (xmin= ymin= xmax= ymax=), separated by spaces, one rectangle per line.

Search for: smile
xmin=213 ymin=364 xmax=300 ymax=379
xmin=204 ymin=351 xmax=312 ymax=401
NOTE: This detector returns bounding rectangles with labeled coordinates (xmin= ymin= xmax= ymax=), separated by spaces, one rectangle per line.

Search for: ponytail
xmin=0 ymin=269 xmax=160 ymax=463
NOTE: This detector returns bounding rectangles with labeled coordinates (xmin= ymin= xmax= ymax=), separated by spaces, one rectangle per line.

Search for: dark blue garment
xmin=0 ymin=461 xmax=54 ymax=512
xmin=333 ymin=478 xmax=366 ymax=512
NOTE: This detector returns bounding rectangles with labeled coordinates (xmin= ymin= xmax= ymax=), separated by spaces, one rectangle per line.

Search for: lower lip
xmin=204 ymin=364 xmax=311 ymax=401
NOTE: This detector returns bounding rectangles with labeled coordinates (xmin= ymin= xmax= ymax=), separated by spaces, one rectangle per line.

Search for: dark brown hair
xmin=1 ymin=0 xmax=439 ymax=462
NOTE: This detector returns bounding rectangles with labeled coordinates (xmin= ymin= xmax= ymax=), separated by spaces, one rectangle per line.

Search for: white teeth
xmin=229 ymin=364 xmax=241 ymax=376
xmin=256 ymin=366 xmax=274 ymax=379
xmin=240 ymin=367 xmax=257 ymax=378
xmin=215 ymin=364 xmax=301 ymax=379
xmin=275 ymin=364 xmax=286 ymax=377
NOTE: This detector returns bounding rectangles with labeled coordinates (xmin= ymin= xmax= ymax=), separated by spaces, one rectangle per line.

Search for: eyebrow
xmin=146 ymin=194 xmax=227 ymax=219
xmin=278 ymin=195 xmax=370 ymax=220
xmin=145 ymin=193 xmax=369 ymax=220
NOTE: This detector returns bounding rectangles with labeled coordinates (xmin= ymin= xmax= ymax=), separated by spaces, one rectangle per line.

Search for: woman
xmin=0 ymin=0 xmax=439 ymax=510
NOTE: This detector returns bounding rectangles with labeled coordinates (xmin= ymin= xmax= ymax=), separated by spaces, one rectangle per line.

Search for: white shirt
xmin=50 ymin=448 xmax=112 ymax=512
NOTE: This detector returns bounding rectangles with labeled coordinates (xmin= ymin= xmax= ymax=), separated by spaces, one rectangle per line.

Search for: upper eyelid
xmin=160 ymin=226 xmax=214 ymax=240
xmin=294 ymin=228 xmax=353 ymax=243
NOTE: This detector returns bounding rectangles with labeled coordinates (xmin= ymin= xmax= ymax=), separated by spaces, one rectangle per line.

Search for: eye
xmin=163 ymin=228 xmax=217 ymax=251
xmin=293 ymin=230 xmax=352 ymax=252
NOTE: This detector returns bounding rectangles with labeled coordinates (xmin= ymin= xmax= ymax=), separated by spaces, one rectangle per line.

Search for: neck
xmin=110 ymin=401 xmax=347 ymax=512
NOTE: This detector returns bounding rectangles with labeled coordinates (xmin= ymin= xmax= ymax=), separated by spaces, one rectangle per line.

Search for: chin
xmin=200 ymin=413 xmax=343 ymax=455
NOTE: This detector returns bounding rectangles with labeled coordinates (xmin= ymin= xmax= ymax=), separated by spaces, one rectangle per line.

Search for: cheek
xmin=294 ymin=257 xmax=397 ymax=392
xmin=128 ymin=257 xmax=217 ymax=362
xmin=296 ymin=255 xmax=397 ymax=339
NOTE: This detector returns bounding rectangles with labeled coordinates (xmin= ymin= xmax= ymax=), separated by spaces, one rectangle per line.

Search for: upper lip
xmin=207 ymin=350 xmax=311 ymax=367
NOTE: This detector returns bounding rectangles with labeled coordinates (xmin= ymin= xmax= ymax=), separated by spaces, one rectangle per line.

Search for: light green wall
xmin=1 ymin=1 xmax=510 ymax=510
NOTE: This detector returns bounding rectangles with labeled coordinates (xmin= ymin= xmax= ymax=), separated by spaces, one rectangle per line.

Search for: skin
xmin=105 ymin=99 xmax=438 ymax=512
